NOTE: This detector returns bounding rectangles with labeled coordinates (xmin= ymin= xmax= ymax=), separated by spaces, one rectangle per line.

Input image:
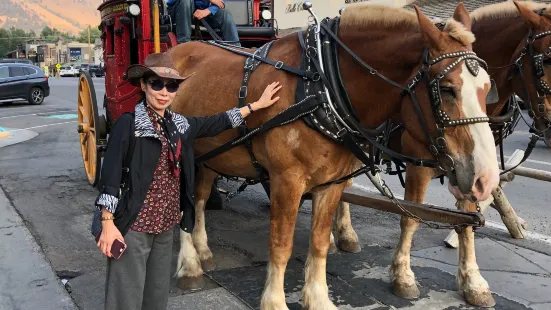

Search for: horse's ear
xmin=514 ymin=1 xmax=541 ymax=29
xmin=414 ymin=5 xmax=442 ymax=47
xmin=453 ymin=2 xmax=472 ymax=31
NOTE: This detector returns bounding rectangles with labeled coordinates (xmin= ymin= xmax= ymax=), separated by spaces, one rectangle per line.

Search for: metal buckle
xmin=336 ymin=128 xmax=347 ymax=137
xmin=238 ymin=86 xmax=248 ymax=99
xmin=538 ymin=103 xmax=546 ymax=113
xmin=275 ymin=61 xmax=284 ymax=69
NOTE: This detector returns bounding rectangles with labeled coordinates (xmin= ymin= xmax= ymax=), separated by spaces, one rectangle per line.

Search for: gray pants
xmin=104 ymin=228 xmax=174 ymax=310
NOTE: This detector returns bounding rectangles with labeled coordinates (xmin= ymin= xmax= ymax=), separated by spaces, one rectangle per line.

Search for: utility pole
xmin=88 ymin=25 xmax=91 ymax=64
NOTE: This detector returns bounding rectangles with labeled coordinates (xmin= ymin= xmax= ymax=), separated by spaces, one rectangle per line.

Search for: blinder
xmin=486 ymin=79 xmax=500 ymax=105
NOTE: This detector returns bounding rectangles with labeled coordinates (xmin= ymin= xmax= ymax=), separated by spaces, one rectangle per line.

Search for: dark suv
xmin=0 ymin=63 xmax=50 ymax=105
xmin=88 ymin=64 xmax=104 ymax=78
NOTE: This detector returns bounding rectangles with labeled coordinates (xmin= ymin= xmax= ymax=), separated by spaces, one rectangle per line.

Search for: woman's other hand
xmin=97 ymin=215 xmax=124 ymax=258
xmin=254 ymin=81 xmax=282 ymax=110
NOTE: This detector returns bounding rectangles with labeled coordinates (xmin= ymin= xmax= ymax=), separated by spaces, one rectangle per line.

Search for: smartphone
xmin=111 ymin=239 xmax=127 ymax=260
xmin=95 ymin=231 xmax=127 ymax=259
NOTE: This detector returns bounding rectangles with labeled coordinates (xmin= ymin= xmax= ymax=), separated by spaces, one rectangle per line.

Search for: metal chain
xmin=378 ymin=177 xmax=482 ymax=231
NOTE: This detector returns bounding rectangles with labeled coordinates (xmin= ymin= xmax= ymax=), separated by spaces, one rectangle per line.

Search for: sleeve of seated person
xmin=94 ymin=113 xmax=133 ymax=213
xmin=207 ymin=1 xmax=221 ymax=15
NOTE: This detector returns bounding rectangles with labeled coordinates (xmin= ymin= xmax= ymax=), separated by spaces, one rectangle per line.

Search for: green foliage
xmin=76 ymin=26 xmax=101 ymax=43
xmin=40 ymin=26 xmax=73 ymax=41
xmin=0 ymin=25 xmax=100 ymax=57
xmin=0 ymin=27 xmax=37 ymax=57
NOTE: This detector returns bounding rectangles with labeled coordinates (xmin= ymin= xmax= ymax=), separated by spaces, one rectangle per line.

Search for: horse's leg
xmin=192 ymin=166 xmax=218 ymax=271
xmin=260 ymin=173 xmax=305 ymax=310
xmin=456 ymin=200 xmax=495 ymax=307
xmin=333 ymin=201 xmax=361 ymax=253
xmin=175 ymin=166 xmax=217 ymax=290
xmin=390 ymin=165 xmax=432 ymax=299
xmin=302 ymin=184 xmax=346 ymax=310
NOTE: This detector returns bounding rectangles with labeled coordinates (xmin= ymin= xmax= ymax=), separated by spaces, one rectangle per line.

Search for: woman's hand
xmin=254 ymin=81 xmax=282 ymax=110
xmin=97 ymin=220 xmax=124 ymax=258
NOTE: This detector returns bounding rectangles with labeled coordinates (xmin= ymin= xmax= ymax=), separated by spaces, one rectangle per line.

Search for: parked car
xmin=79 ymin=63 xmax=90 ymax=72
xmin=0 ymin=63 xmax=50 ymax=105
xmin=60 ymin=66 xmax=79 ymax=77
xmin=88 ymin=64 xmax=104 ymax=77
xmin=0 ymin=58 xmax=33 ymax=65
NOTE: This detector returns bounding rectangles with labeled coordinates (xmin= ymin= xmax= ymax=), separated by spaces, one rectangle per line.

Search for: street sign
xmin=56 ymin=63 xmax=61 ymax=70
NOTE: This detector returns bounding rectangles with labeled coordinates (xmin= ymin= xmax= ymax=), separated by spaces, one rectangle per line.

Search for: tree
xmin=76 ymin=26 xmax=101 ymax=43
xmin=39 ymin=26 xmax=74 ymax=41
xmin=0 ymin=27 xmax=36 ymax=57
xmin=41 ymin=26 xmax=54 ymax=38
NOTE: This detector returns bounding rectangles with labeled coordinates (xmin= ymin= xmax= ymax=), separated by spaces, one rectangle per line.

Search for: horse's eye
xmin=440 ymin=86 xmax=456 ymax=99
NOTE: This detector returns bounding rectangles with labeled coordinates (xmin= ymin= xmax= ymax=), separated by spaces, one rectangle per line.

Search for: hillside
xmin=0 ymin=0 xmax=102 ymax=35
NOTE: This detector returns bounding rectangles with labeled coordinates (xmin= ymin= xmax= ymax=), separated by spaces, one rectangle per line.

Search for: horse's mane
xmin=471 ymin=1 xmax=551 ymax=22
xmin=340 ymin=4 xmax=474 ymax=45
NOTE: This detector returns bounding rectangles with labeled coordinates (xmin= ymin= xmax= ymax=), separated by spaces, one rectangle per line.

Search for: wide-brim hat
xmin=124 ymin=52 xmax=194 ymax=86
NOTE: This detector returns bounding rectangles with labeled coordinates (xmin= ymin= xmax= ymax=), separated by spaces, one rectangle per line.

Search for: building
xmin=35 ymin=38 xmax=103 ymax=68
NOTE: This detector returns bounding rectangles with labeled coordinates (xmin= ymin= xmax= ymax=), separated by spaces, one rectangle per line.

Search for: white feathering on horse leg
xmin=191 ymin=199 xmax=214 ymax=263
xmin=260 ymin=262 xmax=289 ymax=310
xmin=176 ymin=230 xmax=203 ymax=279
xmin=390 ymin=217 xmax=420 ymax=299
xmin=302 ymin=251 xmax=337 ymax=310
xmin=456 ymin=201 xmax=495 ymax=307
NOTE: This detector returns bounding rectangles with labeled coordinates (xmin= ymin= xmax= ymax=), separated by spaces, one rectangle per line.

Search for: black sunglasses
xmin=147 ymin=78 xmax=180 ymax=93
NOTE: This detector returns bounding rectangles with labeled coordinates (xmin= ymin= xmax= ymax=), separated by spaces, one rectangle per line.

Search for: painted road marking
xmin=0 ymin=127 xmax=9 ymax=139
xmin=0 ymin=110 xmax=77 ymax=120
xmin=42 ymin=114 xmax=78 ymax=120
xmin=9 ymin=121 xmax=77 ymax=132
xmin=498 ymin=155 xmax=551 ymax=167
xmin=351 ymin=183 xmax=551 ymax=246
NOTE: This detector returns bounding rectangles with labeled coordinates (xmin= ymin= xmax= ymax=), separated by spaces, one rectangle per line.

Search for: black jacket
xmin=95 ymin=101 xmax=244 ymax=236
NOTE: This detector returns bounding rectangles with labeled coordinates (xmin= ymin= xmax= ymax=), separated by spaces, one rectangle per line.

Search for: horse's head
xmin=411 ymin=4 xmax=499 ymax=202
xmin=513 ymin=1 xmax=551 ymax=143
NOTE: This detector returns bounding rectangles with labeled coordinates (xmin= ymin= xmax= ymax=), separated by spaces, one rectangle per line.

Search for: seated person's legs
xmin=167 ymin=0 xmax=194 ymax=43
xmin=206 ymin=9 xmax=241 ymax=47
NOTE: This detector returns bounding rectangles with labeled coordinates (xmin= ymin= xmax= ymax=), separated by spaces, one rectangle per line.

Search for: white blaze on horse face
xmin=448 ymin=63 xmax=499 ymax=202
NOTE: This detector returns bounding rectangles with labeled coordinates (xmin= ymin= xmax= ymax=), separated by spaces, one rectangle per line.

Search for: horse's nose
xmin=467 ymin=173 xmax=496 ymax=202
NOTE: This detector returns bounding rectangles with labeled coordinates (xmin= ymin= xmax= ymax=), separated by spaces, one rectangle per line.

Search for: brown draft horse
xmin=331 ymin=2 xmax=551 ymax=307
xmin=473 ymin=0 xmax=551 ymax=144
xmin=168 ymin=3 xmax=498 ymax=309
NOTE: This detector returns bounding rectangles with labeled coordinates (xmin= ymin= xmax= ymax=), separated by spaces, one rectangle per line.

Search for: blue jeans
xmin=168 ymin=0 xmax=241 ymax=46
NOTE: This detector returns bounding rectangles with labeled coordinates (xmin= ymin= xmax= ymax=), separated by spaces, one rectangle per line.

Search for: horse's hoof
xmin=178 ymin=275 xmax=205 ymax=291
xmin=338 ymin=239 xmax=361 ymax=253
xmin=463 ymin=289 xmax=496 ymax=308
xmin=328 ymin=241 xmax=339 ymax=254
xmin=201 ymin=257 xmax=216 ymax=271
xmin=392 ymin=281 xmax=420 ymax=299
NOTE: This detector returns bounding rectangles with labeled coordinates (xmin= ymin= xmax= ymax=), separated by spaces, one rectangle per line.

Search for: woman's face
xmin=140 ymin=76 xmax=180 ymax=114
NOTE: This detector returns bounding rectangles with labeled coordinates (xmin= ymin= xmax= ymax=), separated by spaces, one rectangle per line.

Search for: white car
xmin=60 ymin=66 xmax=78 ymax=77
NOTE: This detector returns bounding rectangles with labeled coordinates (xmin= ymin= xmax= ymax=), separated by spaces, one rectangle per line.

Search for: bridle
xmin=509 ymin=10 xmax=551 ymax=132
xmin=305 ymin=14 xmax=491 ymax=173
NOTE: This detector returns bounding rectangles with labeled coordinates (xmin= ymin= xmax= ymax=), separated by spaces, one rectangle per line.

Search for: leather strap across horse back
xmin=194 ymin=11 xmax=495 ymax=188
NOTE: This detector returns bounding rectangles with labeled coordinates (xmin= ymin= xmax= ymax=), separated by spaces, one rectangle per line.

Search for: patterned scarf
xmin=145 ymin=102 xmax=182 ymax=177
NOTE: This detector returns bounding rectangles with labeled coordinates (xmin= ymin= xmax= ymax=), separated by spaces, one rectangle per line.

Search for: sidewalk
xmin=0 ymin=186 xmax=78 ymax=310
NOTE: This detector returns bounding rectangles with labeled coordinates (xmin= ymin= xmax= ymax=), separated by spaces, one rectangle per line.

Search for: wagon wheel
xmin=77 ymin=71 xmax=104 ymax=187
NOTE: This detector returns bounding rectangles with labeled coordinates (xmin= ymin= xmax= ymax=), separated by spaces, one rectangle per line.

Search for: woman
xmin=94 ymin=52 xmax=281 ymax=310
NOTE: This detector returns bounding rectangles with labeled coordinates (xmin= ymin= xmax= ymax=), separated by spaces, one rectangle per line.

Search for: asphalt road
xmin=1 ymin=77 xmax=550 ymax=309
